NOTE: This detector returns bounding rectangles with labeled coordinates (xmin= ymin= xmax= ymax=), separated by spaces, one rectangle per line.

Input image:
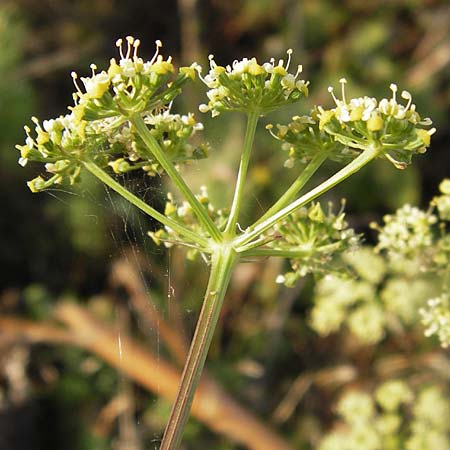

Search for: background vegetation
xmin=0 ymin=1 xmax=449 ymax=449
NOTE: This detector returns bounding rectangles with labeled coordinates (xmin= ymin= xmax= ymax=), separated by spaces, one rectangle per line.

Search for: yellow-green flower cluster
xmin=318 ymin=80 xmax=436 ymax=169
xmin=71 ymin=36 xmax=198 ymax=120
xmin=273 ymin=201 xmax=359 ymax=287
xmin=148 ymin=187 xmax=228 ymax=259
xmin=310 ymin=242 xmax=444 ymax=344
xmin=381 ymin=277 xmax=436 ymax=325
xmin=16 ymin=37 xmax=209 ymax=191
xmin=372 ymin=180 xmax=450 ymax=283
xmin=310 ymin=249 xmax=386 ymax=344
xmin=266 ymin=109 xmax=358 ymax=168
xmin=373 ymin=204 xmax=437 ymax=268
xmin=17 ymin=107 xmax=208 ymax=190
xmin=419 ymin=293 xmax=450 ymax=348
xmin=433 ymin=178 xmax=450 ymax=221
xmin=319 ymin=382 xmax=450 ymax=450
xmin=16 ymin=114 xmax=100 ymax=191
xmin=312 ymin=180 xmax=450 ymax=346
xmin=199 ymin=50 xmax=309 ymax=116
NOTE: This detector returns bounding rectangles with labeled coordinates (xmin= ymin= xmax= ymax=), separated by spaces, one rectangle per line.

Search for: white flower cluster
xmin=324 ymin=80 xmax=431 ymax=129
xmin=419 ymin=294 xmax=450 ymax=348
xmin=309 ymin=248 xmax=389 ymax=344
xmin=381 ymin=278 xmax=434 ymax=324
xmin=310 ymin=272 xmax=385 ymax=344
xmin=69 ymin=36 xmax=199 ymax=121
xmin=374 ymin=204 xmax=437 ymax=264
xmin=319 ymin=382 xmax=450 ymax=450
xmin=199 ymin=50 xmax=309 ymax=116
xmin=17 ymin=113 xmax=91 ymax=191
xmin=317 ymin=80 xmax=436 ymax=169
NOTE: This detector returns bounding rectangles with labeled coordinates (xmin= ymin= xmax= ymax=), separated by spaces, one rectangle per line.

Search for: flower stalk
xmin=225 ymin=112 xmax=259 ymax=235
xmin=253 ymin=149 xmax=329 ymax=227
xmin=234 ymin=144 xmax=380 ymax=252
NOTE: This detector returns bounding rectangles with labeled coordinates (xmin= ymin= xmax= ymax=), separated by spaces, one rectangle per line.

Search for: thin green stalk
xmin=224 ymin=112 xmax=259 ymax=236
xmin=234 ymin=145 xmax=380 ymax=251
xmin=252 ymin=150 xmax=328 ymax=228
xmin=159 ymin=246 xmax=238 ymax=450
xmin=83 ymin=160 xmax=209 ymax=249
xmin=131 ymin=114 xmax=222 ymax=243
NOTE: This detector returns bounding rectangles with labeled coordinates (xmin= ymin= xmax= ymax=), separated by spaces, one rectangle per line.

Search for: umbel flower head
xmin=273 ymin=200 xmax=359 ymax=287
xmin=17 ymin=113 xmax=95 ymax=192
xmin=70 ymin=36 xmax=199 ymax=120
xmin=16 ymin=37 xmax=208 ymax=191
xmin=199 ymin=50 xmax=309 ymax=116
xmin=318 ymin=79 xmax=436 ymax=169
xmin=266 ymin=108 xmax=359 ymax=168
xmin=17 ymin=106 xmax=208 ymax=190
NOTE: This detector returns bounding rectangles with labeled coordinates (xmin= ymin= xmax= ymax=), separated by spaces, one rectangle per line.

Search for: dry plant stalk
xmin=0 ymin=303 xmax=294 ymax=450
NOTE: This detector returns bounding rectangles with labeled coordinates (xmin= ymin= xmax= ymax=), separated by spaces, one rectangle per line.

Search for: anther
xmin=133 ymin=39 xmax=140 ymax=58
xmin=71 ymin=71 xmax=83 ymax=94
xmin=125 ymin=36 xmax=134 ymax=59
xmin=328 ymin=86 xmax=339 ymax=105
xmin=390 ymin=83 xmax=398 ymax=102
xmin=150 ymin=40 xmax=163 ymax=65
xmin=401 ymin=90 xmax=412 ymax=110
xmin=90 ymin=63 xmax=97 ymax=76
xmin=286 ymin=49 xmax=293 ymax=70
xmin=116 ymin=38 xmax=125 ymax=60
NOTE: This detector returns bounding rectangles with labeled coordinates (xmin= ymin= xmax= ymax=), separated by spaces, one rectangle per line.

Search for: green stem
xmin=159 ymin=246 xmax=238 ymax=450
xmin=83 ymin=160 xmax=209 ymax=250
xmin=252 ymin=150 xmax=328 ymax=228
xmin=234 ymin=145 xmax=380 ymax=251
xmin=224 ymin=112 xmax=259 ymax=236
xmin=131 ymin=114 xmax=222 ymax=243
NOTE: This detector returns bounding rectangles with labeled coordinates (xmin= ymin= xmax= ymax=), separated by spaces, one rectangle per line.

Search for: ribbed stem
xmin=159 ymin=246 xmax=238 ymax=450
xmin=224 ymin=112 xmax=259 ymax=236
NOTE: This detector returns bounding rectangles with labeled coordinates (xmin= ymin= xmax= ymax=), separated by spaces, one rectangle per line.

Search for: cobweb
xmin=47 ymin=168 xmax=185 ymax=449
